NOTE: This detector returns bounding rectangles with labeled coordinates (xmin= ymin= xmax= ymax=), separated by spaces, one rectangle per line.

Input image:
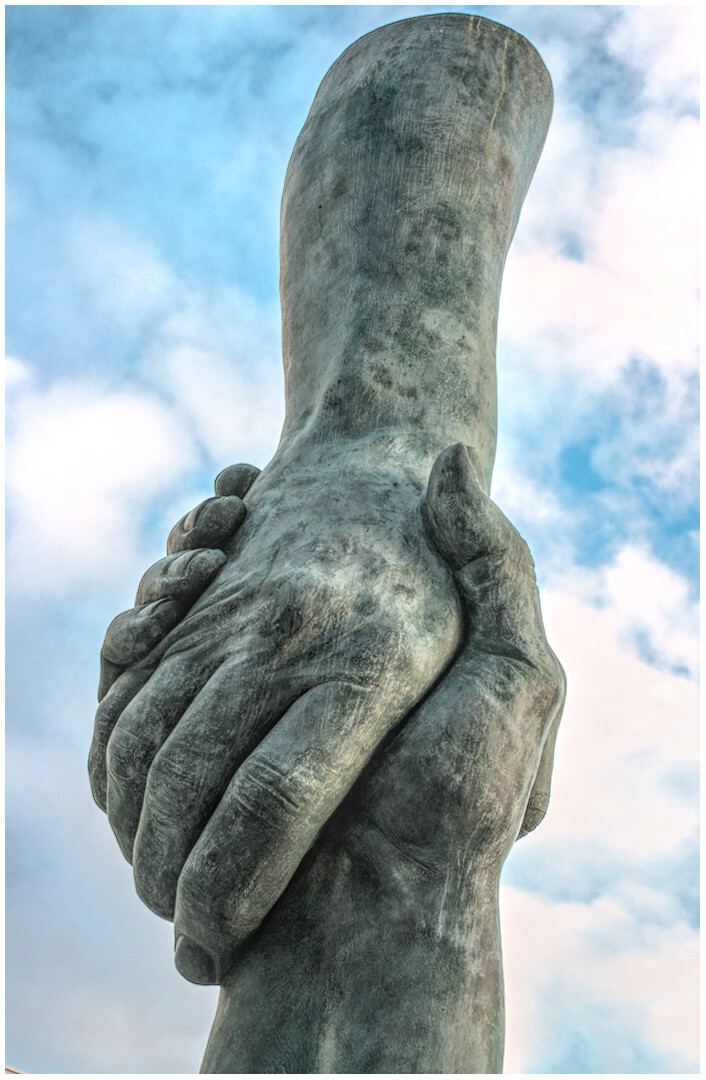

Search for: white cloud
xmin=549 ymin=543 xmax=699 ymax=677
xmin=66 ymin=213 xmax=180 ymax=326
xmin=501 ymin=8 xmax=699 ymax=400
xmin=490 ymin=454 xmax=567 ymax=531
xmin=5 ymin=354 xmax=33 ymax=388
xmin=535 ymin=546 xmax=698 ymax=860
xmin=153 ymin=343 xmax=284 ymax=464
xmin=607 ymin=6 xmax=700 ymax=110
xmin=502 ymin=110 xmax=699 ymax=385
xmin=501 ymin=886 xmax=699 ymax=1073
xmin=6 ymin=371 xmax=197 ymax=594
xmin=5 ymin=207 xmax=286 ymax=604
xmin=139 ymin=280 xmax=285 ymax=465
xmin=600 ymin=546 xmax=699 ymax=673
xmin=53 ymin=210 xmax=286 ymax=466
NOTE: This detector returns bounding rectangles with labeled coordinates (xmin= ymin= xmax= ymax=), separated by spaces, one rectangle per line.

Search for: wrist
xmin=203 ymin=835 xmax=503 ymax=1074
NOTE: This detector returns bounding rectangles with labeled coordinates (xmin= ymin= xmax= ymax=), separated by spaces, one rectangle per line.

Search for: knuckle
xmin=528 ymin=646 xmax=565 ymax=714
xmin=93 ymin=695 xmax=121 ymax=745
xmin=106 ymin=725 xmax=147 ymax=782
xmin=176 ymin=844 xmax=221 ymax=916
xmin=87 ymin=746 xmax=107 ymax=810
xmin=501 ymin=531 xmax=536 ymax=581
xmin=134 ymin=857 xmax=177 ymax=920
xmin=98 ymin=656 xmax=124 ymax=701
xmin=234 ymin=755 xmax=304 ymax=825
xmin=136 ymin=558 xmax=173 ymax=604
xmin=195 ymin=496 xmax=246 ymax=536
xmin=545 ymin=651 xmax=567 ymax=708
xmin=103 ymin=606 xmax=164 ymax=665
xmin=168 ymin=497 xmax=246 ymax=554
xmin=145 ymin=749 xmax=202 ymax=814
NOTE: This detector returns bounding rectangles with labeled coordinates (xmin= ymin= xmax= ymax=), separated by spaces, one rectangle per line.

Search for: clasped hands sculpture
xmin=89 ymin=15 xmax=564 ymax=1073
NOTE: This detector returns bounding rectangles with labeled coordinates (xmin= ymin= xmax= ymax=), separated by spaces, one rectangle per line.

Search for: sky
xmin=5 ymin=3 xmax=699 ymax=1075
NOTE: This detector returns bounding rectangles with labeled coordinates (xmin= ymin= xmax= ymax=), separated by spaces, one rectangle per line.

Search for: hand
xmin=89 ymin=443 xmax=463 ymax=981
xmin=355 ymin=440 xmax=565 ymax=859
xmin=90 ymin=444 xmax=563 ymax=1003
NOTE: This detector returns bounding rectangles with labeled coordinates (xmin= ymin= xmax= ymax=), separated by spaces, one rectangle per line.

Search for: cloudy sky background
xmin=5 ymin=4 xmax=699 ymax=1074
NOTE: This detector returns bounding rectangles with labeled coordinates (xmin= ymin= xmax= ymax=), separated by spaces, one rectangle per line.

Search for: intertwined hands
xmin=89 ymin=444 xmax=564 ymax=992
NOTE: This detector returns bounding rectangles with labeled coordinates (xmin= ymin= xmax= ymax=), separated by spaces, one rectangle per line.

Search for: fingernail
xmin=139 ymin=597 xmax=180 ymax=620
xmin=214 ymin=463 xmax=260 ymax=498
xmin=183 ymin=501 xmax=210 ymax=532
xmin=188 ymin=549 xmax=227 ymax=574
xmin=168 ymin=549 xmax=223 ymax=580
xmin=175 ymin=934 xmax=218 ymax=985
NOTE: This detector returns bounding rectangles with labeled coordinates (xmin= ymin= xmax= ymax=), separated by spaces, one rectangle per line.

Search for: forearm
xmin=202 ymin=828 xmax=504 ymax=1074
xmin=278 ymin=14 xmax=552 ymax=490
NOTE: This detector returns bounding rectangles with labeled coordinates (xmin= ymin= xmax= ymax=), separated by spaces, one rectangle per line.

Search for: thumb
xmin=423 ymin=441 xmax=560 ymax=675
xmin=423 ymin=442 xmax=517 ymax=568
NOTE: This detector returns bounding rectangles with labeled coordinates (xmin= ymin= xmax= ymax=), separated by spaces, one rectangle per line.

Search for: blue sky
xmin=5 ymin=4 xmax=699 ymax=1074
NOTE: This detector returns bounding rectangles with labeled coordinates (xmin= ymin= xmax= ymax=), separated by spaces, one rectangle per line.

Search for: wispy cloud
xmin=501 ymin=886 xmax=699 ymax=1073
xmin=6 ymin=367 xmax=197 ymax=594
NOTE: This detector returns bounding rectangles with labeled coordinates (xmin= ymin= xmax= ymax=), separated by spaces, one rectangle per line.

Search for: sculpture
xmin=89 ymin=13 xmax=564 ymax=1072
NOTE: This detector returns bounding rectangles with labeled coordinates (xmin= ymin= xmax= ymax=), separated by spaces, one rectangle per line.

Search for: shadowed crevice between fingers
xmin=89 ymin=667 xmax=153 ymax=810
xmin=105 ymin=652 xmax=227 ymax=866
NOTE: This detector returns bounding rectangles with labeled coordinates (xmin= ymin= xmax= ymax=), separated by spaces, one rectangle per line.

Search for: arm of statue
xmin=88 ymin=13 xmax=558 ymax=1070
xmin=90 ymin=442 xmax=563 ymax=1072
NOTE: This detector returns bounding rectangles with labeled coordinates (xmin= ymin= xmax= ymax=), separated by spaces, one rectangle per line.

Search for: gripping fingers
xmin=98 ymin=599 xmax=184 ymax=700
xmin=171 ymin=681 xmax=390 ymax=986
xmin=424 ymin=444 xmax=557 ymax=674
xmin=167 ymin=496 xmax=246 ymax=555
xmin=165 ymin=460 xmax=259 ymax=555
xmin=105 ymin=654 xmax=221 ymax=863
xmin=423 ymin=443 xmax=518 ymax=568
xmin=130 ymin=659 xmax=301 ymax=921
xmin=420 ymin=441 xmax=566 ymax=844
xmin=139 ymin=467 xmax=259 ymax=598
xmin=91 ymin=465 xmax=258 ymax=820
xmin=517 ymin=671 xmax=566 ymax=838
xmin=102 ymin=599 xmax=184 ymax=667
xmin=135 ymin=549 xmax=226 ymax=605
xmin=96 ymin=468 xmax=254 ymax=723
